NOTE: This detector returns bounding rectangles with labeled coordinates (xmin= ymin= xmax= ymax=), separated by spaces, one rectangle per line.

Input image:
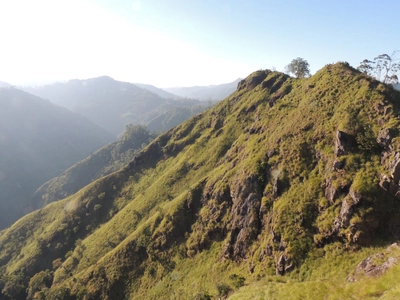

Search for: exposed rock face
xmin=377 ymin=128 xmax=392 ymax=150
xmin=324 ymin=178 xmax=349 ymax=205
xmin=275 ymin=253 xmax=293 ymax=275
xmin=390 ymin=152 xmax=400 ymax=185
xmin=347 ymin=243 xmax=400 ymax=282
xmin=272 ymin=177 xmax=280 ymax=198
xmin=333 ymin=160 xmax=344 ymax=170
xmin=379 ymin=153 xmax=400 ymax=200
xmin=336 ymin=196 xmax=354 ymax=229
xmin=223 ymin=175 xmax=262 ymax=260
xmin=334 ymin=130 xmax=355 ymax=157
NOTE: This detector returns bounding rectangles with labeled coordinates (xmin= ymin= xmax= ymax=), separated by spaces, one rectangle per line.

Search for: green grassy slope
xmin=31 ymin=125 xmax=157 ymax=209
xmin=2 ymin=63 xmax=400 ymax=299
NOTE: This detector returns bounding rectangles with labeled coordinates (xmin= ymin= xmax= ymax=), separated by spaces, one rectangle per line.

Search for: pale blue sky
xmin=0 ymin=0 xmax=398 ymax=87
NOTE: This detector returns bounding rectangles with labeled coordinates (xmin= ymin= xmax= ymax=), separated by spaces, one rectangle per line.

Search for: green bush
xmin=229 ymin=274 xmax=246 ymax=289
xmin=216 ymin=282 xmax=231 ymax=297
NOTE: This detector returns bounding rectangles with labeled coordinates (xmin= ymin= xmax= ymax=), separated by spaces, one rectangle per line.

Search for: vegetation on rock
xmin=2 ymin=63 xmax=400 ymax=299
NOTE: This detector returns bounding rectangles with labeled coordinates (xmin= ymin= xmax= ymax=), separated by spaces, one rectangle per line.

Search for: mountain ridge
xmin=164 ymin=78 xmax=241 ymax=100
xmin=133 ymin=83 xmax=180 ymax=99
xmin=2 ymin=63 xmax=400 ymax=299
xmin=23 ymin=77 xmax=211 ymax=135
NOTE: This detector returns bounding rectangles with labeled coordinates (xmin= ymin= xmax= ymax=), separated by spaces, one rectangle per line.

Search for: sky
xmin=0 ymin=0 xmax=399 ymax=87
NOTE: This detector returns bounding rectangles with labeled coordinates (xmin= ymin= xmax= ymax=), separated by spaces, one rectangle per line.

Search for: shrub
xmin=216 ymin=282 xmax=231 ymax=297
xmin=229 ymin=274 xmax=246 ymax=289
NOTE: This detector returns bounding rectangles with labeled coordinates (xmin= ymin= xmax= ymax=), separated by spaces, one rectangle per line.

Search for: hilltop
xmin=2 ymin=63 xmax=400 ymax=299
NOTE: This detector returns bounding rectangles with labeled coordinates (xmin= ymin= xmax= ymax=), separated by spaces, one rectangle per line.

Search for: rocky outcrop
xmin=223 ymin=175 xmax=262 ymax=260
xmin=390 ymin=152 xmax=400 ymax=185
xmin=275 ymin=253 xmax=293 ymax=275
xmin=237 ymin=71 xmax=269 ymax=92
xmin=379 ymin=152 xmax=400 ymax=200
xmin=331 ymin=187 xmax=363 ymax=237
xmin=334 ymin=130 xmax=355 ymax=157
xmin=377 ymin=128 xmax=392 ymax=150
xmin=347 ymin=243 xmax=400 ymax=282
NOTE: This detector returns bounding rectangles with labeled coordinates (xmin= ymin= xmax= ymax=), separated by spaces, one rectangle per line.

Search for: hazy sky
xmin=0 ymin=0 xmax=399 ymax=87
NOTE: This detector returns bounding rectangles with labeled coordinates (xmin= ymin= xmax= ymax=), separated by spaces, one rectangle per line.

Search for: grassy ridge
xmin=2 ymin=63 xmax=400 ymax=299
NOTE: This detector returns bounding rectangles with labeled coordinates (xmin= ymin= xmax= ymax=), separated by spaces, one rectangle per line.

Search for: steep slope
xmin=2 ymin=63 xmax=400 ymax=299
xmin=164 ymin=78 xmax=241 ymax=101
xmin=0 ymin=88 xmax=115 ymax=229
xmin=133 ymin=83 xmax=180 ymax=99
xmin=31 ymin=125 xmax=156 ymax=208
xmin=24 ymin=77 xmax=210 ymax=135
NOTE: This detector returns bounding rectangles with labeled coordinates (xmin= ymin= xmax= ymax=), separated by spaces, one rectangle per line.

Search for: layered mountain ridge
xmin=24 ymin=77 xmax=210 ymax=135
xmin=31 ymin=125 xmax=156 ymax=209
xmin=2 ymin=63 xmax=400 ymax=299
xmin=0 ymin=88 xmax=114 ymax=229
xmin=164 ymin=78 xmax=241 ymax=101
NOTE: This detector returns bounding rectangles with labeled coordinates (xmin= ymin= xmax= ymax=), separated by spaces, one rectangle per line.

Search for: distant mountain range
xmin=0 ymin=81 xmax=11 ymax=88
xmin=24 ymin=77 xmax=210 ymax=135
xmin=163 ymin=78 xmax=241 ymax=100
xmin=133 ymin=83 xmax=179 ymax=99
xmin=0 ymin=88 xmax=114 ymax=229
xmin=31 ymin=124 xmax=156 ymax=208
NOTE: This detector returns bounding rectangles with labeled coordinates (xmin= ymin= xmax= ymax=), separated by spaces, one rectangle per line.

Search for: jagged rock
xmin=334 ymin=130 xmax=355 ymax=157
xmin=237 ymin=71 xmax=269 ymax=92
xmin=378 ymin=173 xmax=400 ymax=199
xmin=390 ymin=152 xmax=400 ymax=184
xmin=276 ymin=253 xmax=293 ymax=275
xmin=377 ymin=128 xmax=392 ymax=150
xmin=381 ymin=151 xmax=391 ymax=166
xmin=347 ymin=243 xmax=400 ymax=282
xmin=338 ymin=196 xmax=354 ymax=228
xmin=349 ymin=189 xmax=362 ymax=204
xmin=333 ymin=160 xmax=344 ymax=170
xmin=379 ymin=174 xmax=390 ymax=192
xmin=237 ymin=79 xmax=246 ymax=91
xmin=272 ymin=177 xmax=280 ymax=198
xmin=223 ymin=175 xmax=262 ymax=260
xmin=324 ymin=180 xmax=337 ymax=205
xmin=324 ymin=178 xmax=349 ymax=205
xmin=267 ymin=149 xmax=275 ymax=158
